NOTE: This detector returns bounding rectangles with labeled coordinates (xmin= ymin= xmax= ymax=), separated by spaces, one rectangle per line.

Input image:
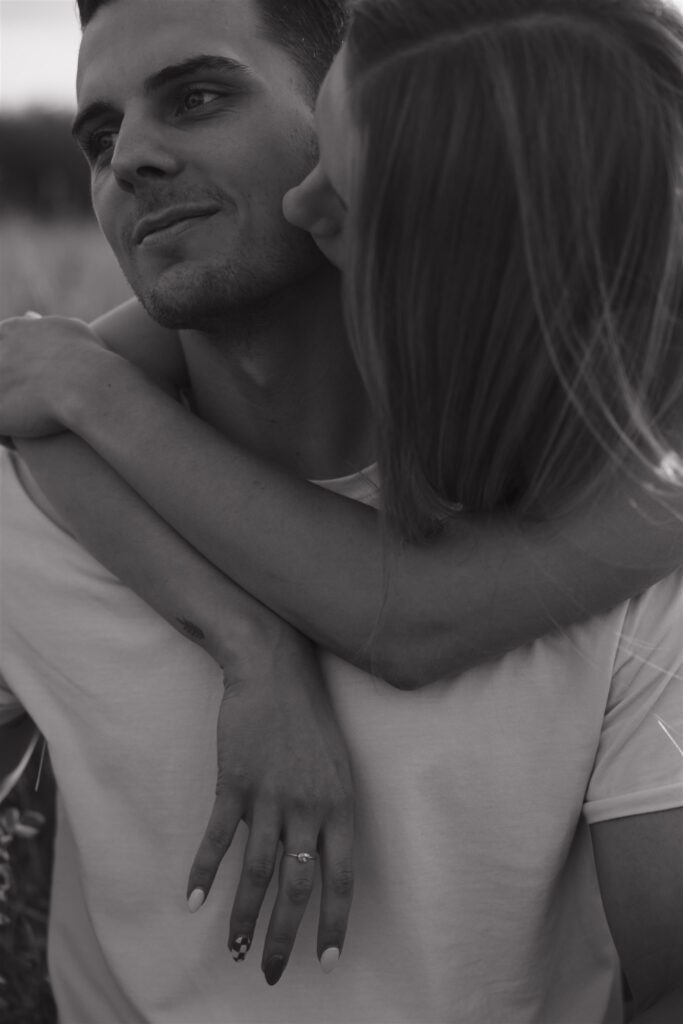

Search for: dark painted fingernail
xmin=264 ymin=955 xmax=286 ymax=986
xmin=230 ymin=935 xmax=251 ymax=962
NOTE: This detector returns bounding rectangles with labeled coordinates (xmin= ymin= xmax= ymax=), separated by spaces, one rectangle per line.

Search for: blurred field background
xmin=0 ymin=112 xmax=132 ymax=321
xmin=0 ymin=109 xmax=130 ymax=1023
xmin=0 ymin=215 xmax=131 ymax=321
xmin=1 ymin=750 xmax=58 ymax=1023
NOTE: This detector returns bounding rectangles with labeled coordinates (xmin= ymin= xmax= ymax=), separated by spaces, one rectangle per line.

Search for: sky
xmin=1 ymin=0 xmax=81 ymax=111
xmin=4 ymin=0 xmax=683 ymax=112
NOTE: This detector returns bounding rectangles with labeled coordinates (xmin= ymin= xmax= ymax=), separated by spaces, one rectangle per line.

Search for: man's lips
xmin=133 ymin=205 xmax=220 ymax=247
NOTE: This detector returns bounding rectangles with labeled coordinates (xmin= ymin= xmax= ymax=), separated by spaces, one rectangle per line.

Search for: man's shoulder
xmin=618 ymin=569 xmax=683 ymax=659
xmin=583 ymin=569 xmax=683 ymax=825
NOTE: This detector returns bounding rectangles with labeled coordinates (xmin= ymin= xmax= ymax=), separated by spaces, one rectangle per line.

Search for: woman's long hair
xmin=344 ymin=0 xmax=683 ymax=540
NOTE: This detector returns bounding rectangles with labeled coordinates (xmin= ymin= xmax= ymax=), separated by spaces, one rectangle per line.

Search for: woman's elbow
xmin=361 ymin=641 xmax=469 ymax=690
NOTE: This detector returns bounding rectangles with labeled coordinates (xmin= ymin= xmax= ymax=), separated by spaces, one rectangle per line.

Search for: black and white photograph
xmin=1 ymin=1 xmax=682 ymax=1022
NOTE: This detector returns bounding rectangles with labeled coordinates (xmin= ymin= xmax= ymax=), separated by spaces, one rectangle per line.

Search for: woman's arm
xmin=65 ymin=355 xmax=683 ymax=685
xmin=4 ymin=313 xmax=681 ymax=687
xmin=89 ymin=297 xmax=188 ymax=393
xmin=3 ymin=305 xmax=354 ymax=976
xmin=13 ymin=434 xmax=354 ymax=976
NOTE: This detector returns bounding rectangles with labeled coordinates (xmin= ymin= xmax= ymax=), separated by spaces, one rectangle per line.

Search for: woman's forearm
xmin=14 ymin=433 xmax=290 ymax=671
xmin=60 ymin=348 xmax=683 ymax=686
xmin=89 ymin=298 xmax=188 ymax=392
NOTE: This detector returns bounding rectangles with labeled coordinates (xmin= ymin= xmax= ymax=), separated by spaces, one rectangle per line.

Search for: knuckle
xmin=288 ymin=792 xmax=319 ymax=817
xmin=268 ymin=931 xmax=294 ymax=950
xmin=325 ymin=801 xmax=354 ymax=835
xmin=330 ymin=865 xmax=354 ymax=900
xmin=203 ymin=820 xmax=231 ymax=851
xmin=244 ymin=857 xmax=273 ymax=888
xmin=285 ymin=873 xmax=314 ymax=906
xmin=216 ymin=766 xmax=249 ymax=795
xmin=259 ymin=785 xmax=286 ymax=811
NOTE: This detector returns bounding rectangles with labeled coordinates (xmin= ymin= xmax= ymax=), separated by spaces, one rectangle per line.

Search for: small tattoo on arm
xmin=176 ymin=618 xmax=206 ymax=644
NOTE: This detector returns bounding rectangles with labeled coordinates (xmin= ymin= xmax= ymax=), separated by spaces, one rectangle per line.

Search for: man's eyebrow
xmin=143 ymin=54 xmax=252 ymax=95
xmin=72 ymin=56 xmax=251 ymax=141
xmin=72 ymin=100 xmax=118 ymax=143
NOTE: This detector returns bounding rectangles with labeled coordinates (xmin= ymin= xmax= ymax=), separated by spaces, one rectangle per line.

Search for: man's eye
xmin=83 ymin=129 xmax=118 ymax=162
xmin=177 ymin=88 xmax=222 ymax=114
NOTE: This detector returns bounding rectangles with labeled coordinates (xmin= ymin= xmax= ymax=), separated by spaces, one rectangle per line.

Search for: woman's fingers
xmin=227 ymin=811 xmax=280 ymax=963
xmin=186 ymin=791 xmax=243 ymax=912
xmin=316 ymin=813 xmax=354 ymax=972
xmin=260 ymin=829 xmax=320 ymax=985
xmin=190 ymin=796 xmax=353 ymax=982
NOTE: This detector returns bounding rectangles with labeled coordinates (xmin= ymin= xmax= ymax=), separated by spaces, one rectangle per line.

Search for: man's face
xmin=74 ymin=0 xmax=325 ymax=327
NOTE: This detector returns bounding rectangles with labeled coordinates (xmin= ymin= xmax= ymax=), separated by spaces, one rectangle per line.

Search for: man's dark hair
xmin=76 ymin=0 xmax=347 ymax=95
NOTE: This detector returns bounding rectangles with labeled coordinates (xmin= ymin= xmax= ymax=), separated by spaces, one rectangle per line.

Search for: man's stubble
xmin=131 ymin=226 xmax=327 ymax=333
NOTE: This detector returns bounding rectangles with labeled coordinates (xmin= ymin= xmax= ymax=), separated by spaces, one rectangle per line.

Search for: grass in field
xmin=0 ymin=748 xmax=57 ymax=1024
xmin=0 ymin=214 xmax=132 ymax=321
xmin=0 ymin=214 xmax=127 ymax=1022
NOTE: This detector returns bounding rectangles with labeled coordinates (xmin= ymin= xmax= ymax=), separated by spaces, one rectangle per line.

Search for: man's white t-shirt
xmin=1 ymin=447 xmax=682 ymax=1024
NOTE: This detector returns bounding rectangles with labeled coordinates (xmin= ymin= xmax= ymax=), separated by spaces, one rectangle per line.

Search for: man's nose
xmin=111 ymin=115 xmax=182 ymax=190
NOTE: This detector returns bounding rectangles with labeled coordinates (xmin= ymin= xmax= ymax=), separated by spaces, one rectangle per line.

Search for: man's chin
xmin=129 ymin=245 xmax=329 ymax=328
xmin=136 ymin=289 xmax=198 ymax=329
xmin=129 ymin=262 xmax=238 ymax=328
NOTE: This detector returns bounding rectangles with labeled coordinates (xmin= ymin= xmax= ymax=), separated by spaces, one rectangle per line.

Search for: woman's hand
xmin=0 ymin=314 xmax=105 ymax=438
xmin=186 ymin=621 xmax=354 ymax=986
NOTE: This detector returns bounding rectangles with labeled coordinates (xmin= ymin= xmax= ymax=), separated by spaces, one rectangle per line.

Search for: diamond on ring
xmin=286 ymin=851 xmax=316 ymax=864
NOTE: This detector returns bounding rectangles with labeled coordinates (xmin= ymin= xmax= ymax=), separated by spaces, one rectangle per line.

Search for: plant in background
xmin=0 ymin=756 xmax=56 ymax=1024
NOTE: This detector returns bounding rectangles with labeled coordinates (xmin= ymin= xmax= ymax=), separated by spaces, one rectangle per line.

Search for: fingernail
xmin=320 ymin=947 xmax=341 ymax=974
xmin=230 ymin=935 xmax=251 ymax=963
xmin=187 ymin=888 xmax=205 ymax=913
xmin=264 ymin=955 xmax=286 ymax=986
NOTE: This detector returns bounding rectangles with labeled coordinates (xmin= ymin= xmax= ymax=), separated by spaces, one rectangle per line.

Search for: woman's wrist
xmin=206 ymin=593 xmax=316 ymax=698
xmin=58 ymin=342 xmax=152 ymax=435
xmin=211 ymin=605 xmax=296 ymax=673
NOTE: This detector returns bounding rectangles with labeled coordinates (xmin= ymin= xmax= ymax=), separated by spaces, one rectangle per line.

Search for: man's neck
xmin=179 ymin=267 xmax=374 ymax=480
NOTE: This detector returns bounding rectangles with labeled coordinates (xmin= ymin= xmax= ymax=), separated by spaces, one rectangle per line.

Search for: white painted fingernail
xmin=320 ymin=947 xmax=341 ymax=974
xmin=187 ymin=888 xmax=206 ymax=913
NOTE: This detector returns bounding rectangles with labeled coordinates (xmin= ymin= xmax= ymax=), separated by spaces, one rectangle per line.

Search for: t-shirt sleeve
xmin=0 ymin=671 xmax=25 ymax=727
xmin=583 ymin=570 xmax=683 ymax=824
